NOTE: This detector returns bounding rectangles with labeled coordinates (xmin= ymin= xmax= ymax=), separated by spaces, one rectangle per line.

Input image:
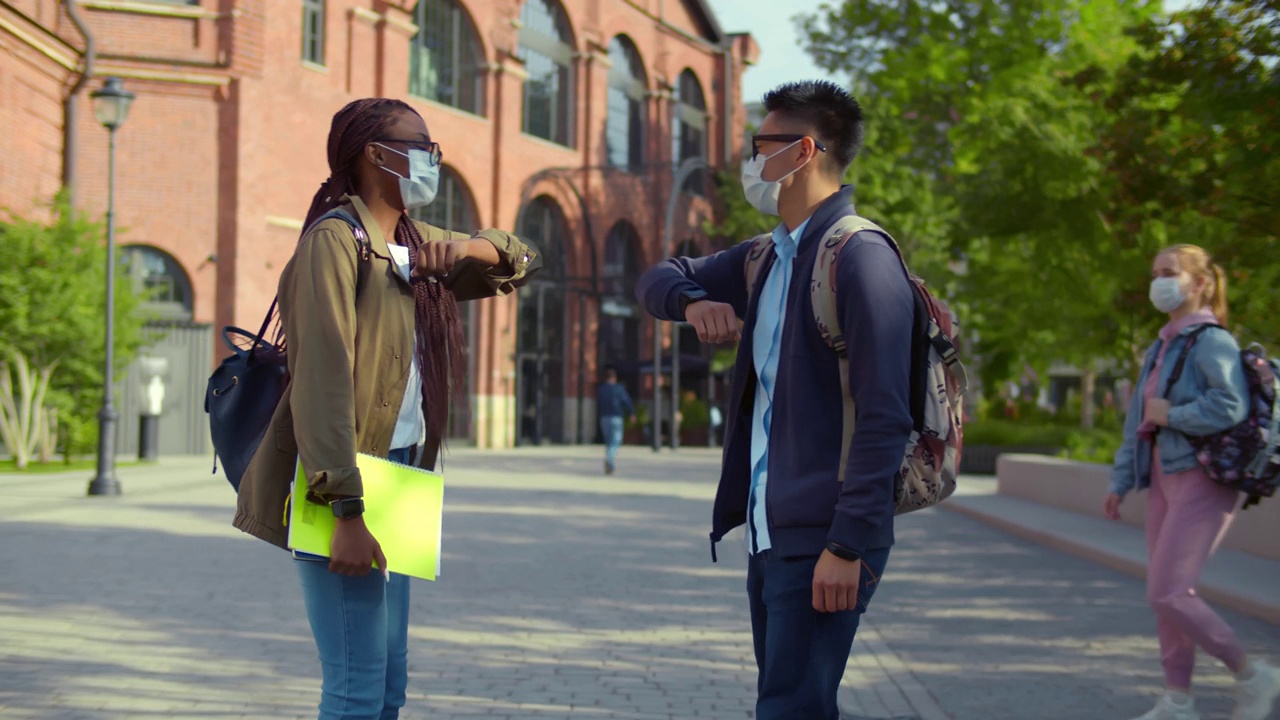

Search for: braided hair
xmin=300 ymin=98 xmax=466 ymax=451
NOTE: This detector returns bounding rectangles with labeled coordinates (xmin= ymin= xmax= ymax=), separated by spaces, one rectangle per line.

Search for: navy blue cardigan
xmin=636 ymin=187 xmax=915 ymax=560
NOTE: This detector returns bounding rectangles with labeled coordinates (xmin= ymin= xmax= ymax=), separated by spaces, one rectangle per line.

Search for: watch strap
xmin=330 ymin=497 xmax=364 ymax=519
xmin=825 ymin=541 xmax=861 ymax=563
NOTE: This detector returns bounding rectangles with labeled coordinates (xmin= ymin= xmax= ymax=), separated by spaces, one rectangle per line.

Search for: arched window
xmin=410 ymin=0 xmax=486 ymax=115
xmin=515 ymin=196 xmax=570 ymax=444
xmin=122 ymin=246 xmax=194 ymax=321
xmin=673 ymin=69 xmax=708 ymax=194
xmin=518 ymin=0 xmax=574 ymax=147
xmin=410 ymin=165 xmax=478 ymax=234
xmin=606 ymin=36 xmax=646 ymax=170
xmin=600 ymin=222 xmax=642 ymax=386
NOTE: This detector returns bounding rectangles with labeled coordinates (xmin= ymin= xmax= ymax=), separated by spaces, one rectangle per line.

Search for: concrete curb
xmin=944 ymin=495 xmax=1280 ymax=626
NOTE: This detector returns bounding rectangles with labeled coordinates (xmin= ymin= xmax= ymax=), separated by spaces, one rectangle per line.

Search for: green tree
xmin=798 ymin=2 xmax=1159 ymax=405
xmin=0 ymin=197 xmax=148 ymax=462
xmin=1099 ymin=0 xmax=1280 ymax=348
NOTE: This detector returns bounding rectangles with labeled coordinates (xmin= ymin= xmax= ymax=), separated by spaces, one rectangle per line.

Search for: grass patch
xmin=0 ymin=458 xmax=145 ymax=474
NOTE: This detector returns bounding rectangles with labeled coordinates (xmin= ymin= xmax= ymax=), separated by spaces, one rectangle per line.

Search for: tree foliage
xmin=773 ymin=0 xmax=1279 ymax=402
xmin=0 ymin=197 xmax=147 ymax=460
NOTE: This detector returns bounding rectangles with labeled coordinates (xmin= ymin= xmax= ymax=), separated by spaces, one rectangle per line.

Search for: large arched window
xmin=515 ymin=196 xmax=569 ymax=444
xmin=410 ymin=165 xmax=478 ymax=234
xmin=518 ymin=0 xmax=574 ymax=147
xmin=410 ymin=0 xmax=487 ymax=115
xmin=122 ymin=246 xmax=193 ymax=321
xmin=673 ymin=69 xmax=708 ymax=194
xmin=606 ymin=36 xmax=646 ymax=170
xmin=600 ymin=222 xmax=642 ymax=390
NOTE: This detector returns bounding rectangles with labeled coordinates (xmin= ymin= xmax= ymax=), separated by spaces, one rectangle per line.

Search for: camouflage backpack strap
xmin=743 ymin=232 xmax=776 ymax=304
xmin=810 ymin=214 xmax=900 ymax=483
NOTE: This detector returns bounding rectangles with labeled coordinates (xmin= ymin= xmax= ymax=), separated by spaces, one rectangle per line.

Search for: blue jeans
xmin=295 ymin=447 xmax=414 ymax=720
xmin=600 ymin=416 xmax=624 ymax=466
xmin=747 ymin=547 xmax=891 ymax=720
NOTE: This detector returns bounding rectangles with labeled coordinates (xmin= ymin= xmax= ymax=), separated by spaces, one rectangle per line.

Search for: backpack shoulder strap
xmin=811 ymin=215 xmax=897 ymax=358
xmin=743 ymin=232 xmax=775 ymax=304
xmin=808 ymin=213 xmax=899 ymax=484
xmin=1162 ymin=323 xmax=1226 ymax=397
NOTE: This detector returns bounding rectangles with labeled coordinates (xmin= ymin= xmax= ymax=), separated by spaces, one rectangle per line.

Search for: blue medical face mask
xmin=376 ymin=144 xmax=439 ymax=211
xmin=1149 ymin=276 xmax=1187 ymax=314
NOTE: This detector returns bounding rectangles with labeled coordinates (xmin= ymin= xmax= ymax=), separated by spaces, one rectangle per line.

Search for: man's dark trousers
xmin=747 ymin=546 xmax=891 ymax=720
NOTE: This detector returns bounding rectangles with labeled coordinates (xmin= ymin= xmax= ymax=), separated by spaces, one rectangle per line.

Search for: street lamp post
xmin=86 ymin=76 xmax=134 ymax=497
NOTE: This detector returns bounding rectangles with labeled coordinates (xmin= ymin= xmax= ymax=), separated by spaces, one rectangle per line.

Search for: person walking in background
xmin=1106 ymin=244 xmax=1280 ymax=720
xmin=233 ymin=98 xmax=538 ymax=720
xmin=596 ymin=367 xmax=634 ymax=475
xmin=636 ymin=80 xmax=914 ymax=719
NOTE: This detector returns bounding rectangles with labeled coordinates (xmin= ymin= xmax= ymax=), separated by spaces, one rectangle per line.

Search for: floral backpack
xmin=744 ymin=213 xmax=968 ymax=515
xmin=1162 ymin=324 xmax=1280 ymax=509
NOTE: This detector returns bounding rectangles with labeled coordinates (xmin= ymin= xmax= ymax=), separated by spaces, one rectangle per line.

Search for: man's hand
xmin=329 ymin=516 xmax=387 ymax=578
xmin=1103 ymin=492 xmax=1123 ymax=521
xmin=1144 ymin=397 xmax=1171 ymax=427
xmin=812 ymin=549 xmax=862 ymax=613
xmin=685 ymin=300 xmax=741 ymax=344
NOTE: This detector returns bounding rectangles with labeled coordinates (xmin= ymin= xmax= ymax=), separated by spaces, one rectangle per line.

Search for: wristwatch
xmin=678 ymin=289 xmax=708 ymax=319
xmin=330 ymin=497 xmax=365 ymax=520
xmin=825 ymin=541 xmax=861 ymax=563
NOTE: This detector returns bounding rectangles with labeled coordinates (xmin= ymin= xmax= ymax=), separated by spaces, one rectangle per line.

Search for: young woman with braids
xmin=233 ymin=98 xmax=539 ymax=719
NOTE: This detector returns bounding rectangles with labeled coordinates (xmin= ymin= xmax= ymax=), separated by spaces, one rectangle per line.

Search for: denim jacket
xmin=1110 ymin=323 xmax=1249 ymax=497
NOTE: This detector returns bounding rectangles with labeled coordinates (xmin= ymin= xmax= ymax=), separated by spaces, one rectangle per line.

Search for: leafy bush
xmin=963 ymin=419 xmax=1074 ymax=447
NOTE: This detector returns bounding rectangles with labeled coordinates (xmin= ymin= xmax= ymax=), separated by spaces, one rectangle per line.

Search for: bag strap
xmin=1161 ymin=323 xmax=1223 ymax=398
xmin=240 ymin=208 xmax=369 ymax=358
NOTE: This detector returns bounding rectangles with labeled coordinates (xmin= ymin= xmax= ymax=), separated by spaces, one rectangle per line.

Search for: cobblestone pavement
xmin=1 ymin=447 xmax=1276 ymax=719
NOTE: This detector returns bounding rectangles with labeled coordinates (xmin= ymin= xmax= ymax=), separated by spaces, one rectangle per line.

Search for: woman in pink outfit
xmin=1107 ymin=244 xmax=1280 ymax=720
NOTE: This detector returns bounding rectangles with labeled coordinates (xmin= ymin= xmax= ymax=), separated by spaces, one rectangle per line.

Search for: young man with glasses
xmin=636 ymin=80 xmax=915 ymax=719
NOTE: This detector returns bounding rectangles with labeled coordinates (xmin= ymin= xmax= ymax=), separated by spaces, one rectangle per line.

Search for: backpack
xmin=1162 ymin=324 xmax=1280 ymax=509
xmin=205 ymin=208 xmax=370 ymax=492
xmin=744 ymin=213 xmax=968 ymax=515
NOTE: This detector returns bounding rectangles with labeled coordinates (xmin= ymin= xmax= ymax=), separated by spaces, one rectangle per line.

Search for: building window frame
xmin=301 ymin=0 xmax=326 ymax=67
xmin=517 ymin=0 xmax=575 ymax=148
xmin=606 ymin=36 xmax=646 ymax=171
xmin=673 ymin=69 xmax=708 ymax=194
xmin=410 ymin=0 xmax=487 ymax=116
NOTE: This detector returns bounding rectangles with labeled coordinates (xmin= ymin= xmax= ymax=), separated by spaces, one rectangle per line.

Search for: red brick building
xmin=0 ymin=0 xmax=757 ymax=450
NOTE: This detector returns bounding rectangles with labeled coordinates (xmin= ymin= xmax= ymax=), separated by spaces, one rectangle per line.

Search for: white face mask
xmin=377 ymin=144 xmax=439 ymax=211
xmin=741 ymin=140 xmax=808 ymax=216
xmin=1149 ymin=276 xmax=1187 ymax=314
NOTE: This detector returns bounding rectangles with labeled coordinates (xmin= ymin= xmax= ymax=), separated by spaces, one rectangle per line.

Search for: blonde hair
xmin=1159 ymin=244 xmax=1229 ymax=325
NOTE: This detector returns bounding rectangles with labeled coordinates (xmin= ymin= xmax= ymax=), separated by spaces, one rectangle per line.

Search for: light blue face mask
xmin=1149 ymin=276 xmax=1187 ymax=314
xmin=377 ymin=144 xmax=439 ymax=211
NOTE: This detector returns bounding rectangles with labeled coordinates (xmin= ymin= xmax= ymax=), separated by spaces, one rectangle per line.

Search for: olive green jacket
xmin=233 ymin=196 xmax=539 ymax=549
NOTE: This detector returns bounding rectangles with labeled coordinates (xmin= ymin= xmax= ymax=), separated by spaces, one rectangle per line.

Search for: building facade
xmin=0 ymin=0 xmax=758 ymax=450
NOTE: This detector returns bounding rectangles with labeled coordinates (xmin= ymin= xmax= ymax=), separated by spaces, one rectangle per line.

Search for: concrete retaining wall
xmin=996 ymin=454 xmax=1277 ymax=562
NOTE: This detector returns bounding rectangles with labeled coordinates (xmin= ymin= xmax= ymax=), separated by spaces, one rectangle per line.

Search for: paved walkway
xmin=1 ymin=448 xmax=1276 ymax=719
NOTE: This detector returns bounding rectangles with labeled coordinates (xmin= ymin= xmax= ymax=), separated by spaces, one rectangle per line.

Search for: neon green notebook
xmin=287 ymin=453 xmax=444 ymax=581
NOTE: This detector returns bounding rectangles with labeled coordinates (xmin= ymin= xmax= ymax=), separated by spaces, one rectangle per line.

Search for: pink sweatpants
xmin=1145 ymin=455 xmax=1246 ymax=689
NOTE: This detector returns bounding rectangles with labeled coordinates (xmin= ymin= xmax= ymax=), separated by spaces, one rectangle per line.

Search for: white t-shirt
xmin=386 ymin=244 xmax=425 ymax=450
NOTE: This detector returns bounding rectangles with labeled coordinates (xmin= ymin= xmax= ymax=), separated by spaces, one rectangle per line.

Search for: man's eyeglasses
xmin=750 ymin=134 xmax=827 ymax=161
xmin=374 ymin=137 xmax=443 ymax=166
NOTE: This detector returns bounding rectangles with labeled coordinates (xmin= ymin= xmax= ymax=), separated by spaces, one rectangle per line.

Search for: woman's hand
xmin=1144 ymin=397 xmax=1171 ymax=427
xmin=413 ymin=239 xmax=501 ymax=279
xmin=1103 ymin=492 xmax=1123 ymax=521
xmin=413 ymin=241 xmax=471 ymax=279
xmin=329 ymin=516 xmax=387 ymax=577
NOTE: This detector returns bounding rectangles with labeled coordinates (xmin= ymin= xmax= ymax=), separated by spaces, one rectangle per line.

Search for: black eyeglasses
xmin=751 ymin=134 xmax=827 ymax=161
xmin=374 ymin=137 xmax=443 ymax=166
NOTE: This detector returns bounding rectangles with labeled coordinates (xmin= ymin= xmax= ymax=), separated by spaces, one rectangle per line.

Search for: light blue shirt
xmin=748 ymin=217 xmax=811 ymax=555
